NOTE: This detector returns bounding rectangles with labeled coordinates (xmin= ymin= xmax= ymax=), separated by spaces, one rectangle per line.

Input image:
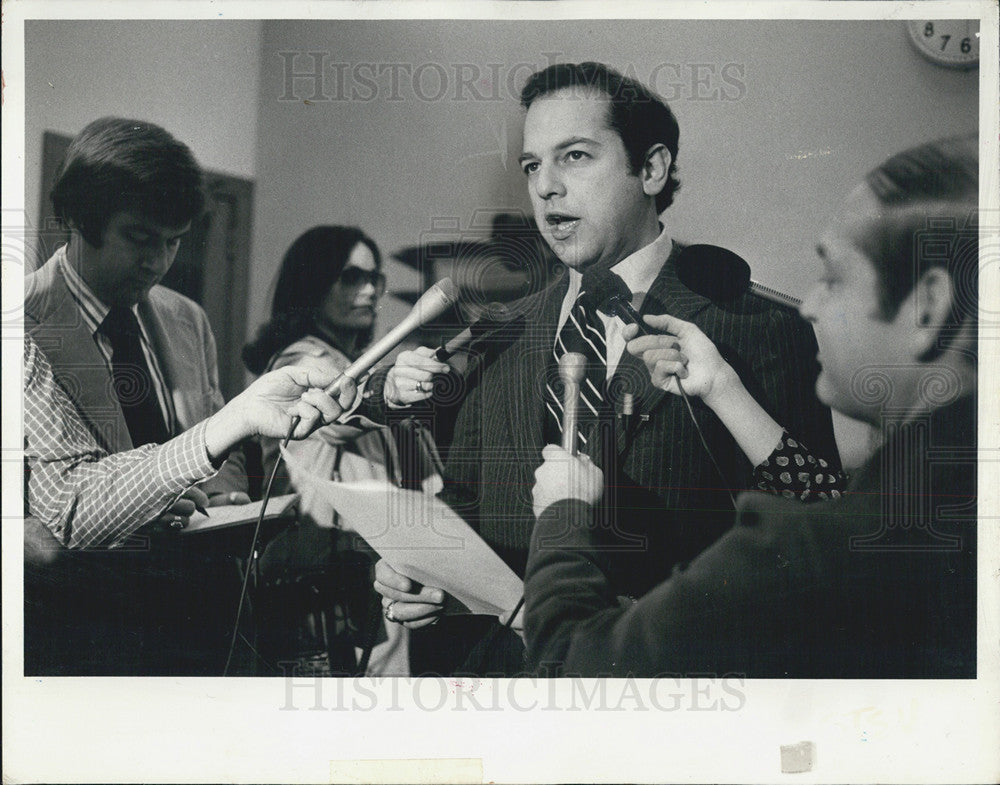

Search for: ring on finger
xmin=384 ymin=599 xmax=397 ymax=622
xmin=169 ymin=516 xmax=186 ymax=530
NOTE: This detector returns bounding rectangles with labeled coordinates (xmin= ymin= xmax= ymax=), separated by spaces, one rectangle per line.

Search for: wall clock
xmin=906 ymin=20 xmax=980 ymax=69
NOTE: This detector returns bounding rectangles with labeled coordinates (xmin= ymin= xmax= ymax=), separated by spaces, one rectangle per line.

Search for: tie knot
xmin=101 ymin=306 xmax=141 ymax=338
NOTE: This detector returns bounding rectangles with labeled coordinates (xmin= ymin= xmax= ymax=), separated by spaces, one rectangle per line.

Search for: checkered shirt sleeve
xmin=23 ymin=335 xmax=217 ymax=549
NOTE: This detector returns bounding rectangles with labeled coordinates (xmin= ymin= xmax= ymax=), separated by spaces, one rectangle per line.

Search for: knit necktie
xmin=100 ymin=306 xmax=169 ymax=447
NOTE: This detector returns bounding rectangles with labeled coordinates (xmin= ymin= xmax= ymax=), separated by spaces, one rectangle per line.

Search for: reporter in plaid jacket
xmin=25 ymin=117 xmax=258 ymax=674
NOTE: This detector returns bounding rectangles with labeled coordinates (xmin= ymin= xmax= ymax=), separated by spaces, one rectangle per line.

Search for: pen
xmin=195 ymin=504 xmax=210 ymax=517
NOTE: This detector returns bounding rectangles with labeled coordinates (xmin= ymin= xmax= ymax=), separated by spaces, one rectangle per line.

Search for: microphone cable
xmin=604 ymin=294 xmax=738 ymax=508
xmin=222 ymin=375 xmax=376 ymax=677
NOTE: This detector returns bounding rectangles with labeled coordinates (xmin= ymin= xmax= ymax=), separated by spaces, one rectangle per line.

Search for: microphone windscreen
xmin=675 ymin=244 xmax=751 ymax=302
xmin=580 ymin=268 xmax=630 ymax=313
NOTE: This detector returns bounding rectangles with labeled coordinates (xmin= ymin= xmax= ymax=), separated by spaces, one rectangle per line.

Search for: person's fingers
xmin=386 ymin=368 xmax=438 ymax=405
xmin=206 ymin=489 xmax=250 ymax=507
xmin=181 ymin=486 xmax=211 ymax=508
xmin=651 ymin=359 xmax=688 ymax=389
xmin=642 ymin=313 xmax=689 ymax=335
xmin=621 ymin=322 xmax=640 ymax=342
xmin=374 ymin=580 xmax=445 ymax=605
xmin=273 ymin=363 xmax=336 ymax=392
xmin=541 ymin=443 xmax=570 ymax=462
xmin=382 ymin=598 xmax=444 ymax=623
xmin=334 ymin=376 xmax=358 ymax=411
xmin=627 ymin=334 xmax=681 ymax=355
xmin=654 ymin=358 xmax=688 ymax=377
xmin=398 ymin=348 xmax=449 ymax=375
xmin=299 ymin=388 xmax=341 ymax=422
xmin=401 ymin=617 xmax=442 ymax=630
xmin=374 ymin=559 xmax=413 ymax=592
xmin=152 ymin=511 xmax=191 ymax=532
xmin=167 ymin=498 xmax=196 ymax=517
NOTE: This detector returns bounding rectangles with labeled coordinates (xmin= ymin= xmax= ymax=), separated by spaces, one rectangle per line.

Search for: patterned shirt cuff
xmin=752 ymin=430 xmax=846 ymax=502
xmin=165 ymin=419 xmax=220 ymax=485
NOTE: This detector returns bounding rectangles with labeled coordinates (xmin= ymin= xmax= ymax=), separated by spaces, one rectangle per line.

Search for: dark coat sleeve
xmin=525 ymin=492 xmax=837 ymax=677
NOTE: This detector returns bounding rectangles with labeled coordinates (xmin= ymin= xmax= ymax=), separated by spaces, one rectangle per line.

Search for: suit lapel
xmin=612 ymin=241 xmax=713 ymax=451
xmin=26 ymin=261 xmax=133 ymax=452
xmin=140 ymin=289 xmax=205 ymax=432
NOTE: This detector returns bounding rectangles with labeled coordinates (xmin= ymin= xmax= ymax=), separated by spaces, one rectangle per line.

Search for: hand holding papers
xmin=283 ymin=448 xmax=523 ymax=617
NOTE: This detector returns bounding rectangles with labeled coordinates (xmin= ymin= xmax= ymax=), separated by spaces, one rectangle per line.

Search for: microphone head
xmin=675 ymin=244 xmax=751 ymax=302
xmin=413 ymin=277 xmax=459 ymax=321
xmin=427 ymin=276 xmax=459 ymax=305
xmin=579 ymin=268 xmax=630 ymax=314
xmin=558 ymin=352 xmax=588 ymax=384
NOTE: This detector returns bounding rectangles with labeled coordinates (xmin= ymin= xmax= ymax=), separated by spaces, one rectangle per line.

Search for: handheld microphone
xmin=558 ymin=352 xmax=587 ymax=455
xmin=322 ymin=277 xmax=458 ymax=397
xmin=433 ymin=303 xmax=522 ymax=362
xmin=676 ymin=244 xmax=801 ymax=308
xmin=230 ymin=282 xmax=460 ymax=678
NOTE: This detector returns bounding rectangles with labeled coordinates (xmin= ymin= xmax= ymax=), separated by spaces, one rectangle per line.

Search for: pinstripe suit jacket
xmin=375 ymin=241 xmax=839 ymax=599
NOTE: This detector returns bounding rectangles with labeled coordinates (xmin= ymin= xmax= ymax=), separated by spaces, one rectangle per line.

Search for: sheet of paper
xmin=283 ymin=448 xmax=523 ymax=617
xmin=180 ymin=493 xmax=299 ymax=534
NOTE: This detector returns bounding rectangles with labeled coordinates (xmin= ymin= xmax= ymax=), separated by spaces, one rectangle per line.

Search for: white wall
xmin=248 ymin=19 xmax=977 ymax=334
xmin=24 ymin=20 xmax=263 ymax=228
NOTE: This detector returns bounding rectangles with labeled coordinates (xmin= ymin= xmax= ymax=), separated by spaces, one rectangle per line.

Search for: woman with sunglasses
xmin=243 ymin=225 xmax=406 ymax=675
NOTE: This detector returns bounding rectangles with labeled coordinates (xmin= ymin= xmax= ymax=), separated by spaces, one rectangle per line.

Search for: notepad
xmin=179 ymin=493 xmax=299 ymax=534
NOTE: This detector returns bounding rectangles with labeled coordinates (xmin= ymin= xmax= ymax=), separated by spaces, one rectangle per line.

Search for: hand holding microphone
xmin=385 ymin=347 xmax=451 ymax=407
xmin=281 ymin=278 xmax=458 ymax=436
xmin=624 ymin=314 xmax=738 ymax=406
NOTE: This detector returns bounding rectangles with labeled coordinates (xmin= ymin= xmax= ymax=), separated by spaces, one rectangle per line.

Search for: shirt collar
xmin=566 ymin=221 xmax=672 ymax=300
xmin=58 ymin=244 xmax=140 ymax=333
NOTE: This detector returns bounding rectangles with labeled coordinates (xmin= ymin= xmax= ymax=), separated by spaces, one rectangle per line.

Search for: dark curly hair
xmin=242 ymin=226 xmax=382 ymax=374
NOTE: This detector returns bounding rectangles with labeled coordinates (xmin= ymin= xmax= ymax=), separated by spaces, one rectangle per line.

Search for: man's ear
xmin=908 ymin=266 xmax=955 ymax=356
xmin=640 ymin=143 xmax=671 ymax=200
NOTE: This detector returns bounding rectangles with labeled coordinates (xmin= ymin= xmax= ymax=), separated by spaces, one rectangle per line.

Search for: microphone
xmin=323 ymin=278 xmax=458 ymax=397
xmin=433 ymin=303 xmax=523 ymax=362
xmin=558 ymin=352 xmax=587 ymax=455
xmin=676 ymin=244 xmax=801 ymax=308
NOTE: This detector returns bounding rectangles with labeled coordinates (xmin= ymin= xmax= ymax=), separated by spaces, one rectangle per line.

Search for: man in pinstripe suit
xmin=371 ymin=62 xmax=838 ymax=674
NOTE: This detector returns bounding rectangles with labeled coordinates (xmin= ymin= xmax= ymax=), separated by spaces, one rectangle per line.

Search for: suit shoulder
xmin=24 ymin=255 xmax=65 ymax=324
xmin=146 ymin=284 xmax=209 ymax=319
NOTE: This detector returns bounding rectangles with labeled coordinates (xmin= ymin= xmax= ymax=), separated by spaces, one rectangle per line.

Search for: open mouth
xmin=546 ymin=212 xmax=580 ymax=241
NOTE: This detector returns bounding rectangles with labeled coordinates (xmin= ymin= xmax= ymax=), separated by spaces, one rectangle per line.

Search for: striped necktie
xmin=544 ymin=287 xmax=609 ymax=451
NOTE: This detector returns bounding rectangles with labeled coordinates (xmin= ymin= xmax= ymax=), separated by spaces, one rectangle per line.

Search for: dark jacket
xmin=525 ymin=394 xmax=976 ymax=678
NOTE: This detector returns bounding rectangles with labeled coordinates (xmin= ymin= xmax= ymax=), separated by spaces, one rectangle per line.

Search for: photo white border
xmin=3 ymin=2 xmax=998 ymax=783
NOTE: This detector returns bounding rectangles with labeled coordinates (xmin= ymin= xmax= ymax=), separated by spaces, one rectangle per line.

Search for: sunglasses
xmin=339 ymin=267 xmax=386 ymax=294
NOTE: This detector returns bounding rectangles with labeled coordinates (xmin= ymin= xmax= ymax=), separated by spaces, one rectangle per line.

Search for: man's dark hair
xmin=50 ymin=117 xmax=206 ymax=247
xmin=856 ymin=135 xmax=978 ymax=358
xmin=520 ymin=61 xmax=681 ymax=213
